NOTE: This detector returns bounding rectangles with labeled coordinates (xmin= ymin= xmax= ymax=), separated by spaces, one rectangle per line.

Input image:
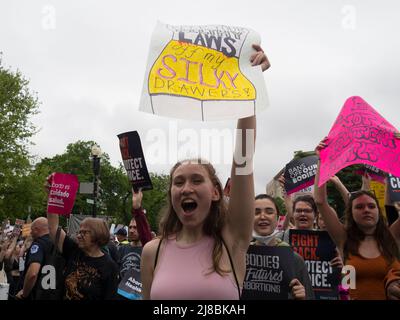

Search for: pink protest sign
xmin=47 ymin=173 xmax=79 ymax=217
xmin=319 ymin=96 xmax=400 ymax=186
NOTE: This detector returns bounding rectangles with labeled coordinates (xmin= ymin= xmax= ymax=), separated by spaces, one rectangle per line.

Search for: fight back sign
xmin=241 ymin=245 xmax=294 ymax=300
xmin=118 ymin=131 xmax=153 ymax=191
xmin=289 ymin=229 xmax=340 ymax=300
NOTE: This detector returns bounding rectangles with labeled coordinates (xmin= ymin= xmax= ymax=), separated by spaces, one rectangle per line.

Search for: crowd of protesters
xmin=1 ymin=46 xmax=400 ymax=301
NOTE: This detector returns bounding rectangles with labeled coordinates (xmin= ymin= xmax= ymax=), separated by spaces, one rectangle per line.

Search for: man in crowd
xmin=115 ymin=227 xmax=129 ymax=246
xmin=16 ymin=217 xmax=62 ymax=300
xmin=116 ymin=189 xmax=152 ymax=299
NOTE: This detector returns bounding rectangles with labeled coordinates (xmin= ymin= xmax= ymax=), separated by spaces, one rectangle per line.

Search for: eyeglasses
xmin=77 ymin=230 xmax=91 ymax=237
xmin=294 ymin=208 xmax=314 ymax=214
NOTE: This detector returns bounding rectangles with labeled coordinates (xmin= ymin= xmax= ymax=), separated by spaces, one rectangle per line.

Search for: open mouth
xmin=258 ymin=222 xmax=270 ymax=227
xmin=181 ymin=199 xmax=198 ymax=214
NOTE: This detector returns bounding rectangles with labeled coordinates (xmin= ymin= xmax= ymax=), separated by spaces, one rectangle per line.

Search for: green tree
xmin=33 ymin=140 xmax=132 ymax=219
xmin=326 ymin=164 xmax=363 ymax=219
xmin=141 ymin=173 xmax=169 ymax=231
xmin=0 ymin=54 xmax=40 ymax=221
xmin=274 ymin=196 xmax=287 ymax=216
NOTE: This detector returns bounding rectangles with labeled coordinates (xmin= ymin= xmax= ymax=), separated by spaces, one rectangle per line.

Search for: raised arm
xmin=131 ymin=189 xmax=152 ymax=246
xmin=225 ymin=115 xmax=256 ymax=247
xmin=45 ymin=174 xmax=66 ymax=253
xmin=4 ymin=236 xmax=17 ymax=261
xmin=224 ymin=45 xmax=270 ymax=248
xmin=313 ymin=138 xmax=346 ymax=250
xmin=278 ymin=174 xmax=294 ymax=231
xmin=329 ymin=175 xmax=350 ymax=204
xmin=360 ymin=172 xmax=371 ymax=191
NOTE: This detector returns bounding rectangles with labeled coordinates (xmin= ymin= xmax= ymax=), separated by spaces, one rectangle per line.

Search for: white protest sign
xmin=140 ymin=21 xmax=268 ymax=121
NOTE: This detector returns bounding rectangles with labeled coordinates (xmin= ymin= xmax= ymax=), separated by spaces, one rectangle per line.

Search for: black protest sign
xmin=388 ymin=174 xmax=400 ymax=202
xmin=284 ymin=155 xmax=318 ymax=195
xmin=117 ymin=246 xmax=143 ymax=300
xmin=118 ymin=131 xmax=153 ymax=191
xmin=289 ymin=229 xmax=340 ymax=300
xmin=355 ymin=165 xmax=387 ymax=183
xmin=241 ymin=245 xmax=294 ymax=300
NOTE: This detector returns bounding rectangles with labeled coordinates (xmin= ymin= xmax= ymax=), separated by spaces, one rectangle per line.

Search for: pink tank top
xmin=150 ymin=236 xmax=239 ymax=300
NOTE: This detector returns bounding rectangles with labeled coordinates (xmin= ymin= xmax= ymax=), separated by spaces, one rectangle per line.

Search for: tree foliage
xmin=0 ymin=55 xmax=40 ymax=220
xmin=326 ymin=164 xmax=363 ymax=219
xmin=31 ymin=140 xmax=169 ymax=231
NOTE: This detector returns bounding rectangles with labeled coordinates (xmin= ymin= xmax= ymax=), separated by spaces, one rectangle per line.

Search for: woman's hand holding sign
xmin=251 ymin=44 xmax=270 ymax=71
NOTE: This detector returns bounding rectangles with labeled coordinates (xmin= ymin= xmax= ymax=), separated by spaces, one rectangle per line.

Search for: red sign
xmin=47 ymin=173 xmax=79 ymax=217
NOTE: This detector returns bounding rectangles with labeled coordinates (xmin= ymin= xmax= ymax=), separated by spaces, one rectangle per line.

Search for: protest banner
xmin=388 ymin=174 xmax=400 ymax=202
xmin=117 ymin=247 xmax=143 ymax=300
xmin=47 ymin=173 xmax=79 ymax=217
xmin=139 ymin=22 xmax=268 ymax=121
xmin=319 ymin=96 xmax=400 ymax=186
xmin=370 ymin=180 xmax=386 ymax=217
xmin=118 ymin=131 xmax=153 ymax=191
xmin=284 ymin=155 xmax=318 ymax=195
xmin=241 ymin=245 xmax=294 ymax=300
xmin=289 ymin=229 xmax=340 ymax=300
xmin=355 ymin=164 xmax=387 ymax=183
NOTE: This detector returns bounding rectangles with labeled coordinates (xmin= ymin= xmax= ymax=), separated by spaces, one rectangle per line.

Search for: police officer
xmin=16 ymin=217 xmax=57 ymax=300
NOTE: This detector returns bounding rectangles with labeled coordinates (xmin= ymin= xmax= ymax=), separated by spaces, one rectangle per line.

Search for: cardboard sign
xmin=284 ymin=155 xmax=318 ymax=195
xmin=370 ymin=180 xmax=386 ymax=218
xmin=21 ymin=223 xmax=32 ymax=238
xmin=139 ymin=22 xmax=269 ymax=121
xmin=117 ymin=247 xmax=143 ymax=300
xmin=47 ymin=173 xmax=79 ymax=217
xmin=289 ymin=229 xmax=340 ymax=300
xmin=241 ymin=245 xmax=294 ymax=300
xmin=319 ymin=96 xmax=400 ymax=186
xmin=118 ymin=131 xmax=153 ymax=191
xmin=388 ymin=174 xmax=400 ymax=202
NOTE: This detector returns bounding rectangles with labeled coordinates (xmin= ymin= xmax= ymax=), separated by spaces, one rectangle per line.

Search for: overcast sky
xmin=1 ymin=0 xmax=399 ymax=194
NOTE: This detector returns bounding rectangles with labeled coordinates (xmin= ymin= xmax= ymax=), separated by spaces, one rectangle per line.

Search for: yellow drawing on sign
xmin=370 ymin=180 xmax=386 ymax=218
xmin=149 ymin=40 xmax=256 ymax=101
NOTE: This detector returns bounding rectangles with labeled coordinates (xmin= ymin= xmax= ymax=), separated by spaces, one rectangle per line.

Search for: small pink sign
xmin=47 ymin=173 xmax=79 ymax=217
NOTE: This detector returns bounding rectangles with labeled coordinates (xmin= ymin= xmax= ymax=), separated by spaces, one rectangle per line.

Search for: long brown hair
xmin=344 ymin=190 xmax=399 ymax=263
xmin=158 ymin=159 xmax=229 ymax=275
